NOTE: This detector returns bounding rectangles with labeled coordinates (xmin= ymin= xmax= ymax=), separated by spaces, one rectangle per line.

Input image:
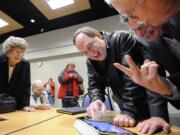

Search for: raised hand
xmin=113 ymin=55 xmax=172 ymax=95
xmin=68 ymin=73 xmax=74 ymax=78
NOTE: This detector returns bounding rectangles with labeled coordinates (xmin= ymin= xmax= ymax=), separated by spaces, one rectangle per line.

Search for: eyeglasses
xmin=119 ymin=13 xmax=147 ymax=25
xmin=81 ymin=38 xmax=96 ymax=55
xmin=117 ymin=0 xmax=147 ymax=25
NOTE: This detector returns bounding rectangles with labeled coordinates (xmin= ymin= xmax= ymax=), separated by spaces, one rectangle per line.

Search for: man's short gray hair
xmin=2 ymin=36 xmax=29 ymax=53
xmin=73 ymin=26 xmax=98 ymax=45
xmin=32 ymin=80 xmax=43 ymax=89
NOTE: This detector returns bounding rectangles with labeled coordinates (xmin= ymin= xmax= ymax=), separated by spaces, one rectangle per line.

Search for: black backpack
xmin=0 ymin=93 xmax=17 ymax=113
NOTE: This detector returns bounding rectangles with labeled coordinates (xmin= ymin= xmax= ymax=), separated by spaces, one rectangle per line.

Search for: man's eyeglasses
xmin=117 ymin=0 xmax=147 ymax=25
xmin=81 ymin=39 xmax=96 ymax=55
xmin=119 ymin=13 xmax=147 ymax=26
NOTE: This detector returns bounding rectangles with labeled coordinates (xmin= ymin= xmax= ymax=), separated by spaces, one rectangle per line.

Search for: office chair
xmin=82 ymin=93 xmax=113 ymax=110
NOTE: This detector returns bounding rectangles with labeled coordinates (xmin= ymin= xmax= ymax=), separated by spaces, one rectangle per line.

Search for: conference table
xmin=0 ymin=108 xmax=180 ymax=135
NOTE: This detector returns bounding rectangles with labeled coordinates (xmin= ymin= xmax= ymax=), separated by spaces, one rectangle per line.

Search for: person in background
xmin=30 ymin=80 xmax=51 ymax=110
xmin=0 ymin=36 xmax=34 ymax=112
xmin=44 ymin=78 xmax=55 ymax=105
xmin=58 ymin=62 xmax=83 ymax=108
xmin=73 ymin=26 xmax=169 ymax=134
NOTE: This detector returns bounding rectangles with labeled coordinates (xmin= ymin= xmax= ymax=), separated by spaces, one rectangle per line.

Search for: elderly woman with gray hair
xmin=0 ymin=36 xmax=35 ymax=116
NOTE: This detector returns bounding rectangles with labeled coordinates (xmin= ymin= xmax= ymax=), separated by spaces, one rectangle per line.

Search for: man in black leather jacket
xmin=73 ymin=26 xmax=169 ymax=133
xmin=133 ymin=12 xmax=180 ymax=109
xmin=153 ymin=12 xmax=180 ymax=107
xmin=104 ymin=0 xmax=180 ymax=133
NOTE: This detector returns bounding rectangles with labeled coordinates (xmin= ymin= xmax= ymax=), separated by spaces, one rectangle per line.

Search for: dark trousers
xmin=62 ymin=96 xmax=79 ymax=108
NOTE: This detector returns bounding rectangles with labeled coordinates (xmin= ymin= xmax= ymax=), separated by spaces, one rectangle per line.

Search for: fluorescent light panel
xmin=46 ymin=0 xmax=74 ymax=10
xmin=0 ymin=18 xmax=9 ymax=28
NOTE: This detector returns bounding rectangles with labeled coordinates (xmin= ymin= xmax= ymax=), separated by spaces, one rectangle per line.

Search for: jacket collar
xmin=100 ymin=31 xmax=111 ymax=48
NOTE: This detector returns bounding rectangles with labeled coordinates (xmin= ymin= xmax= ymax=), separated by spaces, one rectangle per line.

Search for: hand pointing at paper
xmin=113 ymin=55 xmax=172 ymax=96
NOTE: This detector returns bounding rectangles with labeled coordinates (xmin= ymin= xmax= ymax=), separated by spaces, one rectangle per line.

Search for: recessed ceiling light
xmin=45 ymin=0 xmax=74 ymax=10
xmin=0 ymin=18 xmax=9 ymax=28
xmin=30 ymin=19 xmax=35 ymax=23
